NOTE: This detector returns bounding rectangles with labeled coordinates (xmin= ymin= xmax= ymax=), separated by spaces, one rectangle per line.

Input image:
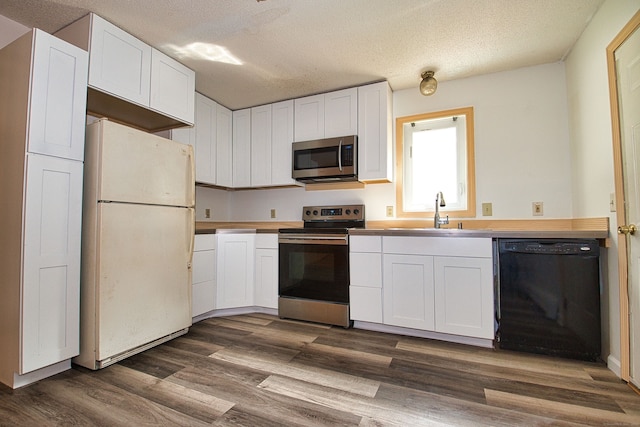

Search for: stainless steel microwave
xmin=291 ymin=135 xmax=357 ymax=183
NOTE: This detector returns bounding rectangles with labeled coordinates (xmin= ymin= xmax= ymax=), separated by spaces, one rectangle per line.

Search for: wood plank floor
xmin=2 ymin=313 xmax=640 ymax=426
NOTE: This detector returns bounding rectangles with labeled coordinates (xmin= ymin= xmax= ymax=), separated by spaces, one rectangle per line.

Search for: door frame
xmin=607 ymin=10 xmax=640 ymax=382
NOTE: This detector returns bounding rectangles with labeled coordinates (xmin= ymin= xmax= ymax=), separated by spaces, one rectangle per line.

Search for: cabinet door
xmin=150 ymin=49 xmax=195 ymax=125
xmin=216 ymin=234 xmax=255 ymax=309
xmin=324 ymin=87 xmax=358 ymax=138
xmin=357 ymin=81 xmax=392 ymax=182
xmin=271 ymin=100 xmax=295 ymax=186
xmin=434 ymin=257 xmax=494 ymax=339
xmin=28 ymin=30 xmax=88 ymax=161
xmin=251 ymin=104 xmax=272 ymax=187
xmin=383 ymin=254 xmax=434 ymax=330
xmin=216 ymin=104 xmax=233 ymax=187
xmin=194 ymin=93 xmax=217 ymax=184
xmin=255 ymin=248 xmax=278 ymax=309
xmin=232 ymin=109 xmax=252 ymax=187
xmin=350 ymin=287 xmax=382 ymax=323
xmin=294 ymin=94 xmax=324 ymax=142
xmin=192 ymin=248 xmax=216 ymax=317
xmin=22 ymin=154 xmax=83 ymax=373
xmin=88 ymin=14 xmax=152 ymax=107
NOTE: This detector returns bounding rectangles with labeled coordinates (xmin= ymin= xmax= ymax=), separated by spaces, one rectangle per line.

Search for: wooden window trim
xmin=395 ymin=106 xmax=476 ymax=219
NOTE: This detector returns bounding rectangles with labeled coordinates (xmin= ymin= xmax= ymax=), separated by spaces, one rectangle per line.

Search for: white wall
xmin=212 ymin=62 xmax=574 ymax=222
xmin=565 ymin=0 xmax=640 ymax=377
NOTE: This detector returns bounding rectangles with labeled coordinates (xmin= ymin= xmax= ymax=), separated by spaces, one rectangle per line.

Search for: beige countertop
xmin=349 ymin=228 xmax=608 ymax=239
xmin=195 ymin=217 xmax=610 ymax=241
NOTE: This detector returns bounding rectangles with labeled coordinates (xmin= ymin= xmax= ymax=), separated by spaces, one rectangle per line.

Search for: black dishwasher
xmin=496 ymin=239 xmax=601 ymax=361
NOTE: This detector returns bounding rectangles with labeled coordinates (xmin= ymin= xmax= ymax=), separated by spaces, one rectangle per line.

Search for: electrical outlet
xmin=532 ymin=201 xmax=543 ymax=216
xmin=610 ymin=193 xmax=616 ymax=212
xmin=386 ymin=206 xmax=394 ymax=217
xmin=270 ymin=209 xmax=276 ymax=219
xmin=482 ymin=202 xmax=492 ymax=216
xmin=205 ymin=208 xmax=211 ymax=219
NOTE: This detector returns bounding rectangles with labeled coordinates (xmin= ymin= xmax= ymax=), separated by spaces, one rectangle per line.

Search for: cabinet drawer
xmin=350 ymin=252 xmax=382 ymax=288
xmin=194 ymin=234 xmax=216 ymax=251
xmin=255 ymin=233 xmax=278 ymax=249
xmin=350 ymin=235 xmax=381 ymax=252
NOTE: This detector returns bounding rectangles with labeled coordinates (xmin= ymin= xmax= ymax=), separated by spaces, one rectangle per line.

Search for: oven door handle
xmin=279 ymin=235 xmax=348 ymax=245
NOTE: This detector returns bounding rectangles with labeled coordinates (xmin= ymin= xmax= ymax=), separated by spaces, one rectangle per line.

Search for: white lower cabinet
xmin=254 ymin=234 xmax=278 ymax=309
xmin=352 ymin=235 xmax=494 ymax=341
xmin=216 ymin=233 xmax=255 ymax=309
xmin=434 ymin=256 xmax=494 ymax=339
xmin=383 ymin=254 xmax=435 ymax=330
xmin=192 ymin=234 xmax=216 ymax=317
xmin=349 ymin=236 xmax=383 ymax=323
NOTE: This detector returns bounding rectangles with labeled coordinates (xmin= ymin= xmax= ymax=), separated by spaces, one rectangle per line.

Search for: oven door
xmin=278 ymin=233 xmax=349 ymax=303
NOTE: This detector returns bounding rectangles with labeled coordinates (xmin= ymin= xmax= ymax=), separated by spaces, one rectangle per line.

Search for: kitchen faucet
xmin=434 ymin=192 xmax=449 ymax=228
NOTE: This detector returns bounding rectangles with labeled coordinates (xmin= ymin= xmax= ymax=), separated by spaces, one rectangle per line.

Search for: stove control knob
xmin=305 ymin=210 xmax=312 ymax=216
xmin=354 ymin=208 xmax=360 ymax=215
xmin=345 ymin=209 xmax=351 ymax=215
xmin=313 ymin=210 xmax=318 ymax=216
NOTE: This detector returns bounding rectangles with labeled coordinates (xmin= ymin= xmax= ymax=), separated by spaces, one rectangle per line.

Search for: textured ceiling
xmin=0 ymin=0 xmax=604 ymax=110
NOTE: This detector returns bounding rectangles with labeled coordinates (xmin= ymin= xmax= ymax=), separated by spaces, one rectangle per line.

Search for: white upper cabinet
xmin=172 ymin=93 xmax=232 ymax=187
xmin=85 ymin=13 xmax=151 ymax=106
xmin=251 ymin=104 xmax=272 ymax=187
xmin=271 ymin=100 xmax=295 ymax=186
xmin=56 ymin=13 xmax=195 ymax=131
xmin=150 ymin=49 xmax=195 ymax=125
xmin=325 ymin=87 xmax=358 ymax=138
xmin=294 ymin=93 xmax=324 ymax=142
xmin=294 ymin=88 xmax=357 ymax=142
xmin=194 ymin=93 xmax=217 ymax=185
xmin=216 ymin=104 xmax=233 ymax=188
xmin=358 ymin=81 xmax=393 ymax=182
xmin=28 ymin=29 xmax=88 ymax=161
xmin=233 ymin=108 xmax=252 ymax=188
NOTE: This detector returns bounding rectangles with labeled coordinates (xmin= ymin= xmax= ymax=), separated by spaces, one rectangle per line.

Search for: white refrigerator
xmin=75 ymin=119 xmax=195 ymax=370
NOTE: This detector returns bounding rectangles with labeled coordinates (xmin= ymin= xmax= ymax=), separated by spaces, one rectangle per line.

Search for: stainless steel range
xmin=278 ymin=204 xmax=365 ymax=327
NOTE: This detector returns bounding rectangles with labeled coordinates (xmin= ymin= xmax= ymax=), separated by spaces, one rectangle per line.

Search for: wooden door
xmin=615 ymin=23 xmax=640 ymax=386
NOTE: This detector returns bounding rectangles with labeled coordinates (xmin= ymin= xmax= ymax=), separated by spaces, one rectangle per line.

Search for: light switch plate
xmin=482 ymin=202 xmax=492 ymax=216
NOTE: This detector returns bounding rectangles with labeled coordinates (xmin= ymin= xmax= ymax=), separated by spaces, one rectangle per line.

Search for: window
xmin=395 ymin=106 xmax=475 ymax=218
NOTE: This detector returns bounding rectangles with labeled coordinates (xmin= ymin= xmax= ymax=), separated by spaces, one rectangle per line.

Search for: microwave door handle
xmin=338 ymin=139 xmax=343 ymax=171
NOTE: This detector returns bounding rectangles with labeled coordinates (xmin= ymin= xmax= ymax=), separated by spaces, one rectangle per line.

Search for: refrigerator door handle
xmin=186 ymin=145 xmax=195 ymax=207
xmin=187 ymin=208 xmax=195 ymax=268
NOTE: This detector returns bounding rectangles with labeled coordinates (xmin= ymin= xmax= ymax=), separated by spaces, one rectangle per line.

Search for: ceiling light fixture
xmin=419 ymin=70 xmax=438 ymax=96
